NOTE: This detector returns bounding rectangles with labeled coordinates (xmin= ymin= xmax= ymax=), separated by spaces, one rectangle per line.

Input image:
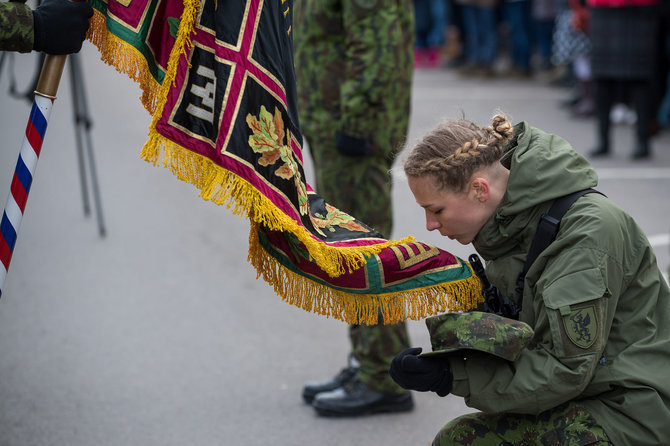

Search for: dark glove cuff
xmin=32 ymin=10 xmax=45 ymax=52
xmin=433 ymin=365 xmax=454 ymax=397
xmin=335 ymin=131 xmax=371 ymax=157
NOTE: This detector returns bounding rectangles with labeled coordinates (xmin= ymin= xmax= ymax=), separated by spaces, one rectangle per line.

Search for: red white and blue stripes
xmin=0 ymin=95 xmax=53 ymax=297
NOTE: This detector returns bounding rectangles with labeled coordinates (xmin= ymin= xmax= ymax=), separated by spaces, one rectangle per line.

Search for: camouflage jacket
xmin=0 ymin=0 xmax=33 ymax=53
xmin=451 ymin=122 xmax=670 ymax=445
xmin=292 ymin=0 xmax=414 ymax=157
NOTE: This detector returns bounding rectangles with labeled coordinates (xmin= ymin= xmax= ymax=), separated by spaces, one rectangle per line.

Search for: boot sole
xmin=313 ymin=397 xmax=414 ymax=417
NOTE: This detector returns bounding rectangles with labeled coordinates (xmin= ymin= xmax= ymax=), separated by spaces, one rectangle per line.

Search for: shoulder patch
xmin=563 ymin=305 xmax=598 ymax=349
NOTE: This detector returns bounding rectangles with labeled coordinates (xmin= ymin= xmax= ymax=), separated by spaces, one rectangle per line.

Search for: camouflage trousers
xmin=306 ymin=128 xmax=410 ymax=395
xmin=433 ymin=402 xmax=613 ymax=446
xmin=349 ymin=321 xmax=410 ymax=394
xmin=329 ymin=151 xmax=410 ymax=395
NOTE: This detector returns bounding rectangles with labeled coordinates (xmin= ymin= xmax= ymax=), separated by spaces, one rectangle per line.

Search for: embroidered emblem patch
xmin=564 ymin=305 xmax=598 ymax=349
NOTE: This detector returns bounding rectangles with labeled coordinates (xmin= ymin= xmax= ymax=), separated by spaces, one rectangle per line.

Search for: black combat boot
xmin=588 ymin=144 xmax=609 ymax=157
xmin=302 ymin=356 xmax=359 ymax=404
xmin=589 ymin=118 xmax=610 ymax=157
xmin=631 ymin=140 xmax=650 ymax=160
xmin=311 ymin=379 xmax=413 ymax=417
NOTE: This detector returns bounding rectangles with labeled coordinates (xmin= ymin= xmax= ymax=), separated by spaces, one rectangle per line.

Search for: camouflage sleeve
xmin=339 ymin=0 xmax=413 ymax=143
xmin=0 ymin=1 xmax=34 ymax=53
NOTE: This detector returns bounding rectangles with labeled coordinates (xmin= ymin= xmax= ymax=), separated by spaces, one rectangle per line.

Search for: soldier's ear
xmin=471 ymin=177 xmax=490 ymax=202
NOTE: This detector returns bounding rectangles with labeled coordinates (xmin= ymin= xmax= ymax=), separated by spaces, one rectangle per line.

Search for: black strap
xmin=514 ymin=188 xmax=604 ymax=300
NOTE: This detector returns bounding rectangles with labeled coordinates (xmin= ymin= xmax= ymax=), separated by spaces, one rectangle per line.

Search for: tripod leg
xmin=69 ymin=55 xmax=91 ymax=218
xmin=82 ymin=119 xmax=106 ymax=237
xmin=70 ymin=54 xmax=107 ymax=238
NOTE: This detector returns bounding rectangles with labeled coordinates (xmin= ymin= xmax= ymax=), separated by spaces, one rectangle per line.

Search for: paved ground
xmin=0 ymin=46 xmax=668 ymax=446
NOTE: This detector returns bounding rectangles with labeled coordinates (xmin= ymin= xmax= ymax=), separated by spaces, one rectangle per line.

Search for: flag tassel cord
xmin=248 ymin=221 xmax=483 ymax=325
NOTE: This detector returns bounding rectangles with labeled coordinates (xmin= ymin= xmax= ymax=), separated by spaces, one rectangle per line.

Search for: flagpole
xmin=0 ymin=54 xmax=67 ymax=298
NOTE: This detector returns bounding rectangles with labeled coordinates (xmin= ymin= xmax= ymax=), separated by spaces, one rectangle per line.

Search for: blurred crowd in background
xmin=413 ymin=0 xmax=670 ymax=144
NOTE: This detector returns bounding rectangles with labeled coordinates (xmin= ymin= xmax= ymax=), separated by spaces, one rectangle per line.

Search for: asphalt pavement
xmin=0 ymin=46 xmax=668 ymax=446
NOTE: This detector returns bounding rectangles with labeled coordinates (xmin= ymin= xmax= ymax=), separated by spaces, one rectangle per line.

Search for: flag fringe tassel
xmin=248 ymin=221 xmax=484 ymax=325
xmin=140 ymin=132 xmax=417 ymax=278
xmin=87 ymin=10 xmax=162 ymax=114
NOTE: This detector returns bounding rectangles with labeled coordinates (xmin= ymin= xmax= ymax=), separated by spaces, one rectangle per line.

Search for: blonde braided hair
xmin=403 ymin=114 xmax=514 ymax=193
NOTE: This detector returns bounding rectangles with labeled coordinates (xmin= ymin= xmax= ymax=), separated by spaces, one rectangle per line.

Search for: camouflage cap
xmin=419 ymin=311 xmax=534 ymax=362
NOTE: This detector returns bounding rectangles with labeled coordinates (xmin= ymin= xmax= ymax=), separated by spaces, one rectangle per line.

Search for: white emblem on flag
xmin=186 ymin=66 xmax=216 ymax=123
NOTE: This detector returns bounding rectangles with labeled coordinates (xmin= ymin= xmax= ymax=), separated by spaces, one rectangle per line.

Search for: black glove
xmin=335 ymin=130 xmax=371 ymax=157
xmin=33 ymin=0 xmax=94 ymax=54
xmin=389 ymin=347 xmax=453 ymax=397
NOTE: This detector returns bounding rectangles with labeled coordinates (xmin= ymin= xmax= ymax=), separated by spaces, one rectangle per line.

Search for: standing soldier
xmin=0 ymin=0 xmax=92 ymax=54
xmin=293 ymin=0 xmax=416 ymax=416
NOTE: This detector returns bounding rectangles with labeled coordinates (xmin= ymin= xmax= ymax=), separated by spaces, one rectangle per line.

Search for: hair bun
xmin=488 ymin=115 xmax=513 ymax=140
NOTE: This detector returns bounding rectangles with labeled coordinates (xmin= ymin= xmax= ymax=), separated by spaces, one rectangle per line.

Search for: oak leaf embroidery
xmin=246 ymin=106 xmax=308 ymax=215
xmin=310 ymin=203 xmax=370 ymax=237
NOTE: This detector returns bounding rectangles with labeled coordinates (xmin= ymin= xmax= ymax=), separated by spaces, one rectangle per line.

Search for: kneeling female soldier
xmin=391 ymin=114 xmax=670 ymax=445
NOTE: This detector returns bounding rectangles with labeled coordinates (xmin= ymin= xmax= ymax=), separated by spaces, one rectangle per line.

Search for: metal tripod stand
xmin=68 ymin=53 xmax=106 ymax=237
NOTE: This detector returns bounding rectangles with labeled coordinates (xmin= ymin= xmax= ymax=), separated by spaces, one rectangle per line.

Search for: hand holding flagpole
xmin=0 ymin=54 xmax=67 ymax=298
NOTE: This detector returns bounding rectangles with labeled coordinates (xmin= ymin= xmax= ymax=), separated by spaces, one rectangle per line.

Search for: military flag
xmin=86 ymin=0 xmax=482 ymax=324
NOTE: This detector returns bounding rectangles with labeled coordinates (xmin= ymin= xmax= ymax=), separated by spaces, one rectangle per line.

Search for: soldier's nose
xmin=426 ymin=216 xmax=440 ymax=232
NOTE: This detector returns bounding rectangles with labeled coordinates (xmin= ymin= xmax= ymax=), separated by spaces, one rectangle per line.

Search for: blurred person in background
xmin=566 ymin=0 xmax=594 ymax=116
xmin=656 ymin=3 xmax=670 ymax=131
xmin=587 ymin=0 xmax=662 ymax=160
xmin=414 ymin=0 xmax=451 ymax=68
xmin=531 ymin=0 xmax=557 ymax=73
xmin=456 ymin=0 xmax=499 ymax=77
xmin=549 ymin=0 xmax=592 ymax=113
xmin=502 ymin=0 xmax=532 ymax=77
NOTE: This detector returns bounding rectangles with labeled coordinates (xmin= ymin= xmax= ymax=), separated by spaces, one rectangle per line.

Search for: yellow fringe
xmin=141 ymin=135 xmax=417 ymax=277
xmin=248 ymin=222 xmax=484 ymax=325
xmin=86 ymin=10 xmax=162 ymax=113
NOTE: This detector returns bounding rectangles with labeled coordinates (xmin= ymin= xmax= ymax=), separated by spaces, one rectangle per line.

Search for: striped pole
xmin=0 ymin=55 xmax=67 ymax=298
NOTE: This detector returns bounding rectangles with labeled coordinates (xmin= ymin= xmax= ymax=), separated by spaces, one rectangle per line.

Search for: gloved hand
xmin=33 ymin=0 xmax=94 ymax=54
xmin=389 ymin=347 xmax=453 ymax=397
xmin=335 ymin=130 xmax=371 ymax=157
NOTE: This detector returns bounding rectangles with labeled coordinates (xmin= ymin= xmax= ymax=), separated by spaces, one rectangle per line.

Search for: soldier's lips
xmin=437 ymin=229 xmax=452 ymax=239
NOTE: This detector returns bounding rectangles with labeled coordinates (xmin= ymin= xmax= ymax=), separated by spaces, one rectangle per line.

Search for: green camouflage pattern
xmin=293 ymin=0 xmax=414 ymax=239
xmin=433 ymin=402 xmax=613 ymax=446
xmin=421 ymin=312 xmax=534 ymax=362
xmin=349 ymin=321 xmax=411 ymax=394
xmin=0 ymin=1 xmax=33 ymax=53
xmin=293 ymin=0 xmax=414 ymax=394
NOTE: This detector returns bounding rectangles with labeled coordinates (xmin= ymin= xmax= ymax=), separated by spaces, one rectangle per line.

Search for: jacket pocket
xmin=542 ymin=268 xmax=607 ymax=358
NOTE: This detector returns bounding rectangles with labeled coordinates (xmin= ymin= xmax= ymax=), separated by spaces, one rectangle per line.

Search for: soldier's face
xmin=408 ymin=175 xmax=492 ymax=245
